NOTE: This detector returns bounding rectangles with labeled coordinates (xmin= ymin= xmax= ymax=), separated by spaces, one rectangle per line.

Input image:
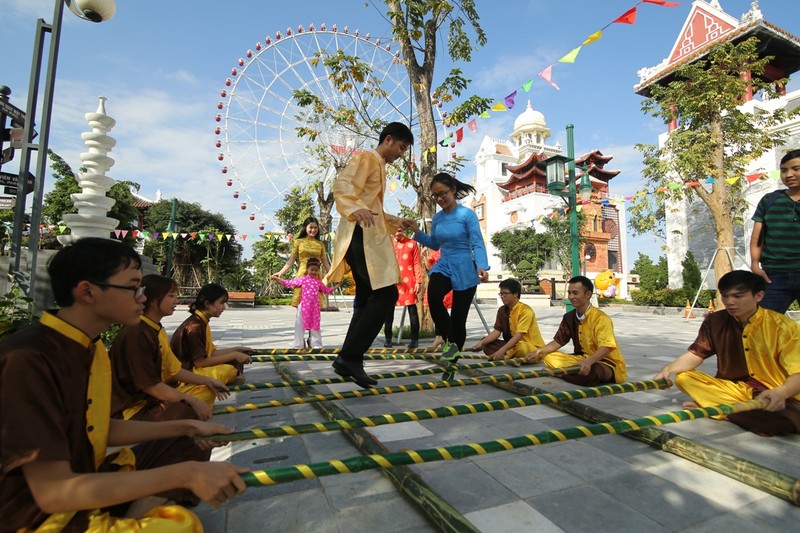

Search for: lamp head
xmin=538 ymin=154 xmax=571 ymax=194
xmin=578 ymin=170 xmax=593 ymax=201
xmin=67 ymin=0 xmax=116 ymax=23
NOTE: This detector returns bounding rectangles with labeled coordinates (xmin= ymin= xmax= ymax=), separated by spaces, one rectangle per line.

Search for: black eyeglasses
xmin=430 ymin=190 xmax=451 ymax=200
xmin=498 ymin=291 xmax=513 ymax=297
xmin=91 ymin=282 xmax=146 ymax=299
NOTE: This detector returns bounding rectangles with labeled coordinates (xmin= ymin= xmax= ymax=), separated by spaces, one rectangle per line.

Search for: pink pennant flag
xmin=180 ymin=232 xmax=188 ymax=238
xmin=538 ymin=65 xmax=560 ymax=90
xmin=114 ymin=229 xmax=122 ymax=239
xmin=467 ymin=119 xmax=477 ymax=133
xmin=504 ymin=91 xmax=517 ymax=109
xmin=456 ymin=128 xmax=464 ymax=142
xmin=241 ymin=234 xmax=248 ymax=241
xmin=121 ymin=230 xmax=128 ymax=238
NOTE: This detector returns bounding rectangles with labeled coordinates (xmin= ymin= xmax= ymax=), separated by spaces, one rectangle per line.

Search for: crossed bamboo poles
xmin=240 ymin=399 xmax=770 ymax=487
xmin=207 ymin=379 xmax=668 ymax=443
xmin=213 ymin=367 xmax=577 ymax=415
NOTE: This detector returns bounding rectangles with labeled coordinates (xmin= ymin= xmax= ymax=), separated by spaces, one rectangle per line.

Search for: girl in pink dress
xmin=272 ymin=258 xmax=338 ymax=348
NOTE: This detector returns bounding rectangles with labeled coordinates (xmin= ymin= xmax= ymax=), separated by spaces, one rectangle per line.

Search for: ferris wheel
xmin=215 ymin=23 xmax=420 ymax=233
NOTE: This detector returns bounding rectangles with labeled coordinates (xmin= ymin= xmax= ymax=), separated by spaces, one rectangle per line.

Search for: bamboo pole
xmin=273 ymin=363 xmax=479 ymax=532
xmin=253 ymin=347 xmax=447 ymax=355
xmin=251 ymin=353 xmax=489 ymax=363
xmin=229 ymin=360 xmax=524 ymax=392
xmin=207 ymin=379 xmax=669 ymax=443
xmin=213 ymin=367 xmax=579 ymax=415
xmin=241 ymin=399 xmax=767 ymax=487
xmin=456 ymin=365 xmax=800 ymax=506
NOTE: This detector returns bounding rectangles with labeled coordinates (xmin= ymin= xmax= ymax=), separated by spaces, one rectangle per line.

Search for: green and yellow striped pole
xmin=241 ymin=399 xmax=769 ymax=487
xmin=229 ymin=360 xmax=524 ymax=392
xmin=213 ymin=367 xmax=578 ymax=415
xmin=207 ymin=379 xmax=669 ymax=443
xmin=251 ymin=353 xmax=490 ymax=363
xmin=253 ymin=347 xmax=447 ymax=355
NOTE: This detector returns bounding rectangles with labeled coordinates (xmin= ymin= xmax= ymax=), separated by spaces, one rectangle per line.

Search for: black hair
xmin=780 ymin=149 xmax=800 ymax=165
xmin=568 ymin=275 xmax=594 ymax=293
xmin=379 ymin=122 xmax=414 ymax=146
xmin=142 ymin=274 xmax=179 ymax=312
xmin=499 ymin=278 xmax=522 ymax=297
xmin=431 ymin=172 xmax=476 ymax=200
xmin=718 ymin=270 xmax=766 ymax=295
xmin=48 ymin=237 xmax=142 ymax=307
xmin=190 ymin=283 xmax=228 ymax=313
xmin=306 ymin=257 xmax=321 ymax=268
xmin=296 ymin=216 xmax=321 ymax=240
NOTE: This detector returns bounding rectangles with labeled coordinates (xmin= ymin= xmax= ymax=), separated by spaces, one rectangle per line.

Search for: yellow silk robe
xmin=325 ymin=149 xmax=401 ymax=290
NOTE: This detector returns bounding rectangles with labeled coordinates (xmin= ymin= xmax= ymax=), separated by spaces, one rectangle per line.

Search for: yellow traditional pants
xmin=674 ymin=370 xmax=753 ymax=409
xmin=193 ymin=365 xmax=237 ymax=385
xmin=504 ymin=340 xmax=540 ymax=360
xmin=541 ymin=351 xmax=585 ymax=369
xmin=176 ymin=383 xmax=216 ymax=409
xmin=30 ymin=505 xmax=202 ymax=532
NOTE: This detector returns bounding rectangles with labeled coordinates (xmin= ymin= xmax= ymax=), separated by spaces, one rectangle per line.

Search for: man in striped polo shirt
xmin=750 ymin=149 xmax=800 ymax=313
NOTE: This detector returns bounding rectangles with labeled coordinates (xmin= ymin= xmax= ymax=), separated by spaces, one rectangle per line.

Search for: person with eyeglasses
xmin=170 ymin=283 xmax=254 ymax=385
xmin=470 ymin=278 xmax=544 ymax=364
xmin=0 ymin=238 xmax=248 ymax=532
xmin=750 ymin=149 xmax=800 ymax=313
xmin=403 ymin=172 xmax=490 ymax=362
xmin=110 ymin=274 xmax=231 ymax=425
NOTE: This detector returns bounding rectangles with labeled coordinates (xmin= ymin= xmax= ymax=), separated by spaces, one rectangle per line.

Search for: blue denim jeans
xmin=760 ymin=270 xmax=800 ymax=314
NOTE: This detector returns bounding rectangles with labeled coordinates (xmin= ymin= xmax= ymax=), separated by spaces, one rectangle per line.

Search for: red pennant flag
xmin=614 ymin=7 xmax=637 ymax=24
xmin=644 ymin=0 xmax=680 ymax=7
xmin=190 ymin=232 xmax=198 ymax=239
xmin=456 ymin=128 xmax=464 ymax=142
xmin=467 ymin=119 xmax=477 ymax=133
xmin=746 ymin=172 xmax=764 ymax=183
xmin=132 ymin=230 xmax=139 ymax=239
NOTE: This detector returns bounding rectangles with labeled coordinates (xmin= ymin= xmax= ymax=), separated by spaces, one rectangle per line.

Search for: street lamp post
xmin=9 ymin=0 xmax=116 ymax=299
xmin=541 ymin=124 xmax=592 ymax=311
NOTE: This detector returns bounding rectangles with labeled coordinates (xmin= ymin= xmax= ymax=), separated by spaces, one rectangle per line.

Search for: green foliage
xmin=490 ymin=227 xmax=551 ymax=272
xmin=633 ymin=253 xmax=669 ymax=292
xmin=255 ymin=296 xmax=292 ymax=306
xmin=630 ymin=38 xmax=797 ymax=280
xmin=681 ymin=251 xmax=702 ymax=294
xmin=630 ymin=288 xmax=716 ymax=308
xmin=0 ymin=284 xmax=37 ymax=339
xmin=143 ymin=199 xmax=241 ymax=287
xmin=100 ymin=323 xmax=121 ymax=349
xmin=250 ymin=234 xmax=291 ymax=297
xmin=222 ymin=265 xmax=256 ymax=292
xmin=539 ymin=211 xmax=586 ymax=278
xmin=275 ymin=186 xmax=315 ymax=235
xmin=390 ymin=325 xmax=436 ymax=340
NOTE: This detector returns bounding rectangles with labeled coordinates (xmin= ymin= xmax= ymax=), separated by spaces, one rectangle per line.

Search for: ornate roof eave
xmin=635 ymin=19 xmax=800 ymax=97
xmin=505 ymin=151 xmax=545 ymax=174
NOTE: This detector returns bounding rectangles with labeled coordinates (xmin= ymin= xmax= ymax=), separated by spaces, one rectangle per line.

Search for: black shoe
xmin=407 ymin=340 xmax=418 ymax=349
xmin=332 ymin=358 xmax=378 ymax=388
xmin=383 ymin=341 xmax=393 ymax=348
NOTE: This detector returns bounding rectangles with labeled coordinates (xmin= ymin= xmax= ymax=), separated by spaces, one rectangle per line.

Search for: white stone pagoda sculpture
xmin=58 ymin=96 xmax=119 ymax=244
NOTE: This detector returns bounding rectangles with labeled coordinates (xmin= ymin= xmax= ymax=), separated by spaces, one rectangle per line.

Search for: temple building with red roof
xmin=464 ymin=100 xmax=630 ymax=296
xmin=636 ymin=0 xmax=800 ymax=288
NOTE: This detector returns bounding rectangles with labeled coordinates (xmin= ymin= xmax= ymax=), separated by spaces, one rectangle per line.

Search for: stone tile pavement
xmin=159 ymin=304 xmax=800 ymax=532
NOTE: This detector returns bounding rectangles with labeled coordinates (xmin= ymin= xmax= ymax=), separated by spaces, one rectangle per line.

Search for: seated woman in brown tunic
xmin=170 ymin=283 xmax=254 ymax=384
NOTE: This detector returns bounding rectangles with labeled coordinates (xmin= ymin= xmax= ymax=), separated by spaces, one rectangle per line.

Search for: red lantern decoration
xmin=215 ymin=140 xmax=222 ymax=148
xmin=216 ymin=101 xmax=223 ymax=110
xmin=450 ymin=142 xmax=455 ymax=148
xmin=238 ymin=58 xmax=244 ymax=66
xmin=231 ymin=68 xmax=237 ymax=76
xmin=217 ymin=153 xmax=224 ymax=161
xmin=265 ymin=36 xmax=271 ymax=44
xmin=220 ymin=89 xmax=227 ymax=98
xmin=215 ymin=114 xmax=221 ymax=122
xmin=255 ymin=42 xmax=262 ymax=50
xmin=221 ymin=166 xmax=228 ymax=174
xmin=246 ymin=50 xmax=252 ymax=58
xmin=240 ymin=203 xmax=247 ymax=210
xmin=225 ymin=78 xmax=232 ymax=86
xmin=233 ymin=191 xmax=239 ymax=198
xmin=214 ymin=127 xmax=221 ymax=135
xmin=258 ymin=223 xmax=265 ymax=231
xmin=226 ymin=178 xmax=232 ymax=186
xmin=249 ymin=213 xmax=255 ymax=221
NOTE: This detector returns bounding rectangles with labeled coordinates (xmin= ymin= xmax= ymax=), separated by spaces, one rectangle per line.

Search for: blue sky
xmin=1 ymin=0 xmax=798 ymax=263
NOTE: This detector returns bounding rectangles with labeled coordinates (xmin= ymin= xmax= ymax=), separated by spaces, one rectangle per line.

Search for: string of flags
xmin=108 ymin=229 xmax=249 ymax=242
xmin=424 ymin=0 xmax=681 ymax=156
xmin=497 ymin=168 xmax=783 ymax=233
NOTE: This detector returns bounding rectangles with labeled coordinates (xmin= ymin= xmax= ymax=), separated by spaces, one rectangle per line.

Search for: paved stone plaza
xmin=159 ymin=304 xmax=800 ymax=532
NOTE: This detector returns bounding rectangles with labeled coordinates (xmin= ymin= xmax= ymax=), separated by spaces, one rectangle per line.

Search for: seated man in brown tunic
xmin=0 ymin=238 xmax=248 ymax=532
xmin=655 ymin=270 xmax=800 ymax=436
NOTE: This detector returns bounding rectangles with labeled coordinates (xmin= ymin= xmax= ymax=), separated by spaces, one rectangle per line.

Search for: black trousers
xmin=427 ymin=272 xmax=475 ymax=350
xmin=384 ymin=304 xmax=420 ymax=342
xmin=340 ymin=226 xmax=398 ymax=364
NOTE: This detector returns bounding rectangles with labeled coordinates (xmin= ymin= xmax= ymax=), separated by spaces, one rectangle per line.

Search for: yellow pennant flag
xmin=428 ymin=146 xmax=437 ymax=153
xmin=725 ymin=176 xmax=739 ymax=184
xmin=583 ymin=30 xmax=602 ymax=45
xmin=390 ymin=181 xmax=397 ymax=192
xmin=217 ymin=233 xmax=225 ymax=241
xmin=490 ymin=102 xmax=508 ymax=112
xmin=161 ymin=232 xmax=170 ymax=240
xmin=226 ymin=234 xmax=233 ymax=241
xmin=559 ymin=46 xmax=582 ymax=64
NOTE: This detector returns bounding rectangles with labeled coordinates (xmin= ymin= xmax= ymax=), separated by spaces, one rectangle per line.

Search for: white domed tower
xmin=509 ymin=100 xmax=551 ymax=161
